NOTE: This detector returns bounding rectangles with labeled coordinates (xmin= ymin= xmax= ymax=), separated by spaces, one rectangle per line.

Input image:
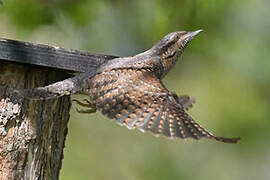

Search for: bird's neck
xmin=160 ymin=55 xmax=180 ymax=78
xmin=137 ymin=48 xmax=180 ymax=79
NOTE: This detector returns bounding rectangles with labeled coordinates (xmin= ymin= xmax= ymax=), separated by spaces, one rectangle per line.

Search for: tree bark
xmin=0 ymin=61 xmax=71 ymax=180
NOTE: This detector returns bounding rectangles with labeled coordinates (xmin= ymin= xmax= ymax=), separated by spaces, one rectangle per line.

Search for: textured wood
xmin=0 ymin=61 xmax=71 ymax=180
xmin=0 ymin=38 xmax=118 ymax=73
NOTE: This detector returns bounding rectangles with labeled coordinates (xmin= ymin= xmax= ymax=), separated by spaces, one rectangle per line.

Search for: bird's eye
xmin=165 ymin=52 xmax=176 ymax=59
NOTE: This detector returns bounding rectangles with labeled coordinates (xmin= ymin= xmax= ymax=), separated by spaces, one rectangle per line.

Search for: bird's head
xmin=150 ymin=30 xmax=202 ymax=77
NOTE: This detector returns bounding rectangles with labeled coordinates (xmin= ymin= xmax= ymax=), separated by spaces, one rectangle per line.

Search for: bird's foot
xmin=72 ymin=99 xmax=96 ymax=114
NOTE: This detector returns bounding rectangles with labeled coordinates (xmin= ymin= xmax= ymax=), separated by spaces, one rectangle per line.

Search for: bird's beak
xmin=179 ymin=29 xmax=203 ymax=49
xmin=184 ymin=29 xmax=203 ymax=42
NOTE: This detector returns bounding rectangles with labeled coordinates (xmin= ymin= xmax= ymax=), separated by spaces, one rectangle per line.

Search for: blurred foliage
xmin=1 ymin=0 xmax=270 ymax=179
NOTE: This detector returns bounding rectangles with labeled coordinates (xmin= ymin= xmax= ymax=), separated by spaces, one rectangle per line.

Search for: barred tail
xmin=14 ymin=70 xmax=96 ymax=100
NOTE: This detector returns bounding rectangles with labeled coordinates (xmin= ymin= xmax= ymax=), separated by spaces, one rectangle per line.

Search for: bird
xmin=17 ymin=30 xmax=240 ymax=143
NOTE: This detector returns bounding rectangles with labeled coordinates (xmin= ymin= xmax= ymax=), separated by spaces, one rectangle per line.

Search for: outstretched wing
xmin=172 ymin=94 xmax=196 ymax=111
xmin=91 ymin=68 xmax=239 ymax=143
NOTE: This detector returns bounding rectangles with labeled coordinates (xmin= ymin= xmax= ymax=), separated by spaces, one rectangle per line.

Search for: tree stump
xmin=0 ymin=61 xmax=71 ymax=180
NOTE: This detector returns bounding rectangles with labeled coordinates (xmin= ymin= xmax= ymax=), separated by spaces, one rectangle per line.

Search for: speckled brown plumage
xmin=75 ymin=67 xmax=239 ymax=143
xmin=18 ymin=30 xmax=240 ymax=143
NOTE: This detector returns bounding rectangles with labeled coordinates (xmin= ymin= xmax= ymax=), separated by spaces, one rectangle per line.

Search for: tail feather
xmin=14 ymin=70 xmax=96 ymax=100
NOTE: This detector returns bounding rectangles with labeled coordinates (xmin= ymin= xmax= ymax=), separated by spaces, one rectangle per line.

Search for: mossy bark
xmin=0 ymin=61 xmax=71 ymax=180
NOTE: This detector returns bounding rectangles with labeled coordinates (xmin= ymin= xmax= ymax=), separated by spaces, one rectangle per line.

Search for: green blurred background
xmin=1 ymin=0 xmax=270 ymax=179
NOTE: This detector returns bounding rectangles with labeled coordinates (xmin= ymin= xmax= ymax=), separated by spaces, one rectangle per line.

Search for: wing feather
xmin=90 ymin=68 xmax=240 ymax=143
